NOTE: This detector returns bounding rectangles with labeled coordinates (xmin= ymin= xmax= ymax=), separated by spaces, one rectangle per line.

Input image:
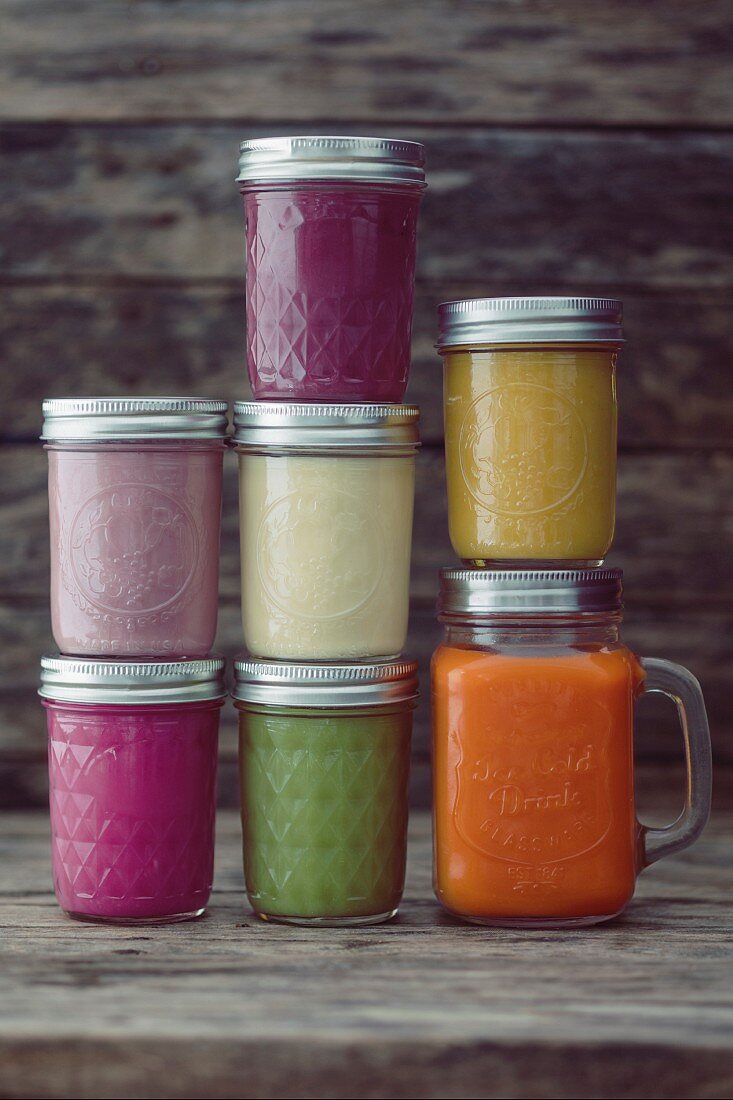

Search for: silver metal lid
xmin=41 ymin=398 xmax=229 ymax=441
xmin=436 ymin=297 xmax=623 ymax=348
xmin=237 ymin=135 xmax=426 ymax=187
xmin=232 ymin=657 xmax=419 ymax=708
xmin=232 ymin=402 xmax=420 ymax=451
xmin=439 ymin=568 xmax=623 ymax=618
xmin=39 ymin=654 xmax=227 ymax=705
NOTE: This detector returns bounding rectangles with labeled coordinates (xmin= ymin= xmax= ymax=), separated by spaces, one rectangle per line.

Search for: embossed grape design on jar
xmin=432 ymin=569 xmax=712 ymax=928
xmin=437 ymin=298 xmax=623 ymax=565
xmin=42 ymin=398 xmax=228 ymax=656
xmin=40 ymin=655 xmax=226 ymax=924
xmin=237 ymin=136 xmax=425 ymax=401
xmin=233 ymin=402 xmax=419 ymax=660
xmin=233 ymin=657 xmax=417 ymax=925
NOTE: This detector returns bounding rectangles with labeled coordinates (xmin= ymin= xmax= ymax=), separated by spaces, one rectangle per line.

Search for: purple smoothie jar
xmin=237 ymin=136 xmax=426 ymax=401
xmin=42 ymin=398 xmax=228 ymax=657
xmin=40 ymin=654 xmax=226 ymax=924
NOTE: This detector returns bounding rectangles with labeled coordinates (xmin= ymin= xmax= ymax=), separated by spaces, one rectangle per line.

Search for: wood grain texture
xmin=1 ymin=808 xmax=732 ymax=1099
xmin=1 ymin=0 xmax=731 ymax=126
xmin=2 ymin=125 xmax=733 ymax=288
xmin=1 ymin=0 xmax=731 ymax=828
xmin=2 ymin=282 xmax=732 ymax=447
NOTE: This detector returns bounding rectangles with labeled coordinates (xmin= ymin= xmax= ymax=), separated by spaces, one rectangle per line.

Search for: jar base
xmin=64 ymin=907 xmax=206 ymax=926
xmin=461 ymin=558 xmax=605 ymax=569
xmin=255 ymin=908 xmax=399 ymax=928
xmin=444 ymin=908 xmax=624 ymax=929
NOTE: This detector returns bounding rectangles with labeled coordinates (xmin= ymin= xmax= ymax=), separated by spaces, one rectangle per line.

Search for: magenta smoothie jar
xmin=237 ymin=136 xmax=426 ymax=401
xmin=40 ymin=655 xmax=226 ymax=924
xmin=42 ymin=398 xmax=228 ymax=657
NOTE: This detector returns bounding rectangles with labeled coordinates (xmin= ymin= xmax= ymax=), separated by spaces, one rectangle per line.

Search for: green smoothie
xmin=238 ymin=705 xmax=412 ymax=924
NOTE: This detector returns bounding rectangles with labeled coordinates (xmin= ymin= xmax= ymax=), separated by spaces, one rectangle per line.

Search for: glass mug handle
xmin=638 ymin=657 xmax=712 ymax=867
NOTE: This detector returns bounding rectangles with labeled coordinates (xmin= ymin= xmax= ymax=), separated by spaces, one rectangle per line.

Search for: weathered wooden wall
xmin=1 ymin=0 xmax=732 ymax=809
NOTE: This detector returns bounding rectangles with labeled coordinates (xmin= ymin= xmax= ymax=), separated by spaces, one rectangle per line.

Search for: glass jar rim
xmin=232 ymin=401 xmax=420 ymax=451
xmin=438 ymin=568 xmax=624 ymax=618
xmin=39 ymin=654 xmax=227 ymax=705
xmin=237 ymin=135 xmax=426 ymax=187
xmin=436 ymin=296 xmax=623 ymax=348
xmin=41 ymin=397 xmax=229 ymax=442
xmin=232 ymin=657 xmax=419 ymax=708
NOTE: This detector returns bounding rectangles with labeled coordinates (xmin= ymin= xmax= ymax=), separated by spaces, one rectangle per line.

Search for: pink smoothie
xmin=45 ymin=699 xmax=220 ymax=922
xmin=47 ymin=442 xmax=223 ymax=656
xmin=244 ymin=184 xmax=422 ymax=400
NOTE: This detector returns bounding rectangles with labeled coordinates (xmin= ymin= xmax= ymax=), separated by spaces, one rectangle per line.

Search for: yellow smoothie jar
xmin=437 ymin=297 xmax=623 ymax=565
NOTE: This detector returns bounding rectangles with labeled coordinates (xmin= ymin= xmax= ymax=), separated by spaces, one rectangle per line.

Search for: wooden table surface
xmin=1 ymin=808 xmax=732 ymax=1100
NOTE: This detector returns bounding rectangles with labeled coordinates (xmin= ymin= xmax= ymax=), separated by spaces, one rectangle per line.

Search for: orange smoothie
xmin=432 ymin=643 xmax=645 ymax=924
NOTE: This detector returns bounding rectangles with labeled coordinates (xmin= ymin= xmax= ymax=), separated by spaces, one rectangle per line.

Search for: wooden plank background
xmin=1 ymin=0 xmax=731 ymax=810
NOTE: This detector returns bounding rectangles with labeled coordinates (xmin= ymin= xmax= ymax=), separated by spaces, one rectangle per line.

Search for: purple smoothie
xmin=44 ymin=698 xmax=221 ymax=923
xmin=244 ymin=184 xmax=421 ymax=400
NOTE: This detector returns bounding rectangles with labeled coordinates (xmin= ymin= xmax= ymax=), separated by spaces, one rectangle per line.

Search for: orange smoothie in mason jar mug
xmin=432 ymin=569 xmax=712 ymax=927
xmin=437 ymin=297 xmax=623 ymax=565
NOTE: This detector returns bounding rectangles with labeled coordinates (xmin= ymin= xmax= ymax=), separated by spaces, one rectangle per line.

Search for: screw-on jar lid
xmin=232 ymin=402 xmax=420 ymax=451
xmin=41 ymin=398 xmax=229 ymax=441
xmin=232 ymin=657 xmax=419 ymax=708
xmin=39 ymin=655 xmax=227 ymax=705
xmin=237 ymin=135 xmax=426 ymax=187
xmin=438 ymin=568 xmax=623 ymax=618
xmin=436 ymin=297 xmax=623 ymax=348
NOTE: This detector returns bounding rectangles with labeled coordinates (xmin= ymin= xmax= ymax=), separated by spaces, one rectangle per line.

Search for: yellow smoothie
xmin=442 ymin=346 xmax=618 ymax=563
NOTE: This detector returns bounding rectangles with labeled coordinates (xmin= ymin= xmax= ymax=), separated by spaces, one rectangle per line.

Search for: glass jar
xmin=431 ymin=569 xmax=712 ymax=928
xmin=437 ymin=298 xmax=622 ymax=565
xmin=233 ymin=657 xmax=417 ymax=925
xmin=42 ymin=398 xmax=228 ymax=656
xmin=233 ymin=402 xmax=419 ymax=660
xmin=238 ymin=136 xmax=426 ymax=402
xmin=40 ymin=655 xmax=226 ymax=924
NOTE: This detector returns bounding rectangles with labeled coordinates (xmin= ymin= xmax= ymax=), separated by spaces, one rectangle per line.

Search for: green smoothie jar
xmin=233 ymin=657 xmax=418 ymax=926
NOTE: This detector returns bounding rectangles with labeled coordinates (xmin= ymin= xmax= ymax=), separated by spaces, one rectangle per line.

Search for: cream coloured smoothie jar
xmin=42 ymin=398 xmax=228 ymax=657
xmin=437 ymin=298 xmax=623 ymax=566
xmin=233 ymin=402 xmax=419 ymax=659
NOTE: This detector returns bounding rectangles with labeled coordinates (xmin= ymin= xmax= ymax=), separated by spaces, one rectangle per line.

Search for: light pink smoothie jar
xmin=40 ymin=654 xmax=226 ymax=924
xmin=237 ymin=136 xmax=426 ymax=402
xmin=42 ymin=398 xmax=228 ymax=657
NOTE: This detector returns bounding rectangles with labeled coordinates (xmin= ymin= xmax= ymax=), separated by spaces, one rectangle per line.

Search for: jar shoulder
xmin=431 ymin=638 xmax=643 ymax=687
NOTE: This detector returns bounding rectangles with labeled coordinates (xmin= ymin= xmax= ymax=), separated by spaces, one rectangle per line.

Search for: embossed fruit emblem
xmin=257 ymin=491 xmax=384 ymax=620
xmin=459 ymin=383 xmax=588 ymax=515
xmin=454 ymin=677 xmax=613 ymax=864
xmin=70 ymin=486 xmax=198 ymax=614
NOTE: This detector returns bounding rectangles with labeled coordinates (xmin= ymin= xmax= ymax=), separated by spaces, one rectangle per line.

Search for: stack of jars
xmin=430 ymin=298 xmax=712 ymax=927
xmin=230 ymin=137 xmax=426 ymax=924
xmin=39 ymin=398 xmax=229 ymax=923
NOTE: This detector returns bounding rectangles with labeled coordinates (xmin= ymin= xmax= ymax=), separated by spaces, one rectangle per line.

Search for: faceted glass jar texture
xmin=237 ymin=701 xmax=413 ymax=925
xmin=44 ymin=698 xmax=221 ymax=923
xmin=243 ymin=183 xmax=422 ymax=401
